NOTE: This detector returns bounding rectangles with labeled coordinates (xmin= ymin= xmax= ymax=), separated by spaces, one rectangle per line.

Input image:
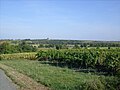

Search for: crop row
xmin=36 ymin=49 xmax=120 ymax=75
xmin=0 ymin=52 xmax=37 ymax=60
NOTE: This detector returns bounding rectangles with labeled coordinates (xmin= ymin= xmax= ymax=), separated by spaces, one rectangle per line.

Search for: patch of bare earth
xmin=0 ymin=63 xmax=49 ymax=90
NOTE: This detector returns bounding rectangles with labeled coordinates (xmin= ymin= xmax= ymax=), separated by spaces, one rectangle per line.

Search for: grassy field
xmin=0 ymin=59 xmax=119 ymax=90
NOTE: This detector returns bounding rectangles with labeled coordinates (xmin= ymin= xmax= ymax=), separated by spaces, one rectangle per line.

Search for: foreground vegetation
xmin=36 ymin=48 xmax=120 ymax=76
xmin=0 ymin=63 xmax=48 ymax=90
xmin=0 ymin=60 xmax=119 ymax=90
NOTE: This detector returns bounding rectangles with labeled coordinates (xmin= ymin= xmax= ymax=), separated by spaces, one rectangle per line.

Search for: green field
xmin=0 ymin=59 xmax=119 ymax=90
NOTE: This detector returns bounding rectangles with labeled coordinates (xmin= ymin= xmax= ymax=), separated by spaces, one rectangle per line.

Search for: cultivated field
xmin=0 ymin=47 xmax=120 ymax=90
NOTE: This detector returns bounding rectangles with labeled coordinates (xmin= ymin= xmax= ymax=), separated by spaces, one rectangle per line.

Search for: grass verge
xmin=0 ymin=62 xmax=49 ymax=90
xmin=0 ymin=59 xmax=119 ymax=90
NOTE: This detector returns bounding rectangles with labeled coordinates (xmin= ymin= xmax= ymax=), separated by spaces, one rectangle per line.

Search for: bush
xmin=0 ymin=42 xmax=37 ymax=54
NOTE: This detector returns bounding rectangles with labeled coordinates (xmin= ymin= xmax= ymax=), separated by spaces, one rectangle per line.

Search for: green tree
xmin=73 ymin=44 xmax=79 ymax=49
xmin=38 ymin=44 xmax=44 ymax=48
xmin=0 ymin=42 xmax=12 ymax=54
xmin=55 ymin=45 xmax=62 ymax=50
xmin=0 ymin=42 xmax=19 ymax=54
xmin=18 ymin=42 xmax=37 ymax=52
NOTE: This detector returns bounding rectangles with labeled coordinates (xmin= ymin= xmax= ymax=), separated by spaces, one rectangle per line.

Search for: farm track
xmin=0 ymin=63 xmax=49 ymax=90
xmin=0 ymin=69 xmax=17 ymax=90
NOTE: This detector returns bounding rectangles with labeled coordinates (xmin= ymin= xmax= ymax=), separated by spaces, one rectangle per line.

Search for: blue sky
xmin=0 ymin=0 xmax=120 ymax=40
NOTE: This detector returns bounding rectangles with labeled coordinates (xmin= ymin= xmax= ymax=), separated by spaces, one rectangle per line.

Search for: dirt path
xmin=0 ymin=63 xmax=49 ymax=90
xmin=0 ymin=69 xmax=17 ymax=90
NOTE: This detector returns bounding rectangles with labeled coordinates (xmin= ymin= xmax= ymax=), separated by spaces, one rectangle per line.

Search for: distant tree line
xmin=21 ymin=39 xmax=120 ymax=47
xmin=38 ymin=44 xmax=68 ymax=50
xmin=0 ymin=39 xmax=120 ymax=54
xmin=0 ymin=42 xmax=37 ymax=54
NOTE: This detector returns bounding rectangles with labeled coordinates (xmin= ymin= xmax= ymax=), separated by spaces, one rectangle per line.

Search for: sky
xmin=0 ymin=0 xmax=120 ymax=41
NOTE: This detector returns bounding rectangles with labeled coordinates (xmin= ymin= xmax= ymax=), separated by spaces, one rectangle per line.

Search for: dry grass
xmin=0 ymin=63 xmax=49 ymax=90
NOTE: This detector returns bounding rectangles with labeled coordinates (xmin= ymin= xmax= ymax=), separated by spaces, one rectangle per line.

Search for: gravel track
xmin=0 ymin=69 xmax=17 ymax=90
